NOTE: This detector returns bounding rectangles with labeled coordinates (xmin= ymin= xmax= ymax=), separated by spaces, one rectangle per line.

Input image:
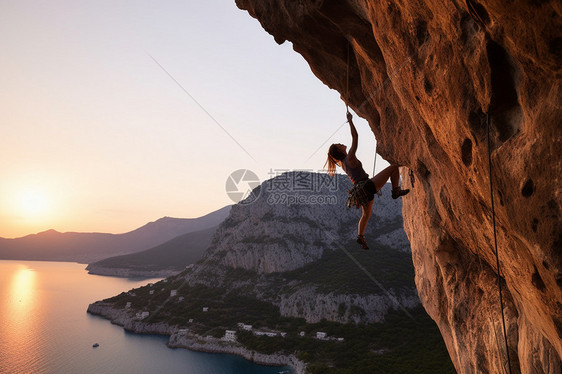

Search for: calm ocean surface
xmin=0 ymin=260 xmax=289 ymax=374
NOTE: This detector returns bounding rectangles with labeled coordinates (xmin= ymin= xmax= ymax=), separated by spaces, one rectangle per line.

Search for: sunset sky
xmin=1 ymin=0 xmax=387 ymax=238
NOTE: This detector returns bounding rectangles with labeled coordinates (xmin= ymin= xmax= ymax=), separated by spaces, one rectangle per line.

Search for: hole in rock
xmin=424 ymin=77 xmax=433 ymax=94
xmin=465 ymin=0 xmax=490 ymax=26
xmin=461 ymin=138 xmax=473 ymax=166
xmin=486 ymin=39 xmax=522 ymax=144
xmin=531 ymin=218 xmax=539 ymax=232
xmin=521 ymin=179 xmax=535 ymax=197
xmin=531 ymin=266 xmax=546 ymax=292
xmin=415 ymin=20 xmax=429 ymax=45
xmin=468 ymin=108 xmax=486 ymax=140
xmin=417 ymin=161 xmax=431 ymax=180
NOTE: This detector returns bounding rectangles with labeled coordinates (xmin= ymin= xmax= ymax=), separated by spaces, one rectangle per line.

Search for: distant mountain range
xmin=85 ymin=226 xmax=218 ymax=277
xmin=0 ymin=206 xmax=231 ymax=263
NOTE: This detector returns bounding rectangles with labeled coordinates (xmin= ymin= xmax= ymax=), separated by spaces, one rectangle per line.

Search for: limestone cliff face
xmin=277 ymin=286 xmax=419 ymax=324
xmin=202 ymin=173 xmax=405 ymax=273
xmin=186 ymin=173 xmax=416 ymax=324
xmin=234 ymin=1 xmax=562 ymax=372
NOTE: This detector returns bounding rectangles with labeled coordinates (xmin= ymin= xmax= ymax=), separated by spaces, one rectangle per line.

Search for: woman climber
xmin=325 ymin=112 xmax=409 ymax=250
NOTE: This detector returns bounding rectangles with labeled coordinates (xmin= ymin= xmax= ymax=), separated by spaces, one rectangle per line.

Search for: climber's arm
xmin=347 ymin=112 xmax=359 ymax=161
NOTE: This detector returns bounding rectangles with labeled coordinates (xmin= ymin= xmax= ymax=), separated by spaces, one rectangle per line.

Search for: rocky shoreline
xmin=86 ymin=265 xmax=180 ymax=279
xmin=87 ymin=302 xmax=306 ymax=373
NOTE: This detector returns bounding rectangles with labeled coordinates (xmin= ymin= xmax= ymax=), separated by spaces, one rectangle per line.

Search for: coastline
xmin=85 ymin=265 xmax=180 ymax=279
xmin=87 ymin=302 xmax=305 ymax=374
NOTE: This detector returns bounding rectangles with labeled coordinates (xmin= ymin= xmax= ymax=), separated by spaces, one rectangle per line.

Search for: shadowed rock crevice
xmin=486 ymin=39 xmax=523 ymax=145
xmin=531 ymin=266 xmax=547 ymax=293
xmin=461 ymin=138 xmax=473 ymax=166
xmin=521 ymin=179 xmax=535 ymax=197
xmin=465 ymin=0 xmax=490 ymax=27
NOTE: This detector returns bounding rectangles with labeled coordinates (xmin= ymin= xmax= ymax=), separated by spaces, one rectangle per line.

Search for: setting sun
xmin=0 ymin=177 xmax=68 ymax=238
xmin=17 ymin=188 xmax=49 ymax=217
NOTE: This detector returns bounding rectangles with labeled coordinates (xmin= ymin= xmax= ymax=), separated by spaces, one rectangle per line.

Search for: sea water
xmin=0 ymin=260 xmax=289 ymax=374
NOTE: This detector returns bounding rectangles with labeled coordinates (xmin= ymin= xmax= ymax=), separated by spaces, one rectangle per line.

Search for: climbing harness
xmin=486 ymin=113 xmax=513 ymax=374
xmin=346 ymin=180 xmax=372 ymax=209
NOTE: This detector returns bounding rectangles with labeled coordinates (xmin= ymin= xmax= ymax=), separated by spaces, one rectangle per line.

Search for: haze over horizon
xmin=1 ymin=0 xmax=388 ymax=239
xmin=0 ymin=209 xmax=229 ymax=239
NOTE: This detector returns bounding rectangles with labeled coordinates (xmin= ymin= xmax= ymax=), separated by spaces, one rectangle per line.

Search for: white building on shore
xmin=223 ymin=330 xmax=237 ymax=342
xmin=237 ymin=323 xmax=253 ymax=331
xmin=255 ymin=331 xmax=278 ymax=337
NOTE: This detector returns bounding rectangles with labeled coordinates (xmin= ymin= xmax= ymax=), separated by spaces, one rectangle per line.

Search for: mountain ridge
xmin=0 ymin=206 xmax=231 ymax=263
xmin=86 ymin=225 xmax=219 ymax=278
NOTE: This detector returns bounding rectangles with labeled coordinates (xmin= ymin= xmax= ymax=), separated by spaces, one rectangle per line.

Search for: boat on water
xmin=92 ymin=343 xmax=99 ymax=348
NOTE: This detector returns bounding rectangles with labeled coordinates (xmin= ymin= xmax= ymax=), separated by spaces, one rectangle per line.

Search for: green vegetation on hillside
xmin=283 ymin=241 xmax=415 ymax=295
xmin=103 ymin=280 xmax=454 ymax=373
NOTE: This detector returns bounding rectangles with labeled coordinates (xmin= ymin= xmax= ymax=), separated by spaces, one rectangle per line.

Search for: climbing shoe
xmin=392 ymin=187 xmax=410 ymax=199
xmin=356 ymin=235 xmax=369 ymax=250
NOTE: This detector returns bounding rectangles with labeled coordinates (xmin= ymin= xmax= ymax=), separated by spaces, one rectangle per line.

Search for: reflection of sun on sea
xmin=9 ymin=266 xmax=37 ymax=318
xmin=4 ymin=266 xmax=39 ymax=370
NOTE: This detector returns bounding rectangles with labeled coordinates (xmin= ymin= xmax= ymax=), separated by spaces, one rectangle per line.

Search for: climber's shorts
xmin=346 ymin=179 xmax=377 ymax=209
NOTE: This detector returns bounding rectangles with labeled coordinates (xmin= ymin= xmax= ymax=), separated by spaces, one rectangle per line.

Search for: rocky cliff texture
xmin=234 ymin=1 xmax=561 ymax=372
xmin=186 ymin=173 xmax=417 ymax=324
xmin=200 ymin=174 xmax=404 ymax=273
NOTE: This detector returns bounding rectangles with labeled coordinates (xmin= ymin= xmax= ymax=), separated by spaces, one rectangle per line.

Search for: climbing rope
xmin=371 ymin=148 xmax=382 ymax=197
xmin=346 ymin=41 xmax=382 ymax=197
xmin=372 ymin=148 xmax=377 ymax=176
xmin=345 ymin=42 xmax=350 ymax=114
xmin=486 ymin=113 xmax=513 ymax=374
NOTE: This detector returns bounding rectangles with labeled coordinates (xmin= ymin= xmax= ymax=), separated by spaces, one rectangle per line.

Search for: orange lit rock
xmin=235 ymin=0 xmax=562 ymax=372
